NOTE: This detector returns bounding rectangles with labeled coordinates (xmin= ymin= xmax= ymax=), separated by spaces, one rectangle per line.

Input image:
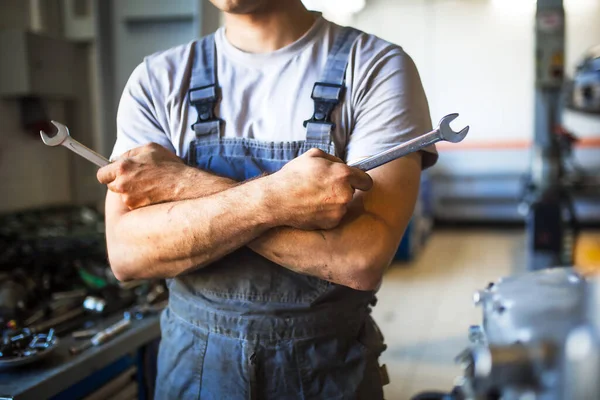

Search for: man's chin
xmin=208 ymin=0 xmax=270 ymax=14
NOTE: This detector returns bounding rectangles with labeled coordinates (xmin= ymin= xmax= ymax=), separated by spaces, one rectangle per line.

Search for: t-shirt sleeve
xmin=346 ymin=45 xmax=438 ymax=170
xmin=110 ymin=61 xmax=176 ymax=161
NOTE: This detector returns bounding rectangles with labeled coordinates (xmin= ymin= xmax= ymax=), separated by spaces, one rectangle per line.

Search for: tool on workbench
xmin=145 ymin=284 xmax=167 ymax=305
xmin=0 ymin=328 xmax=59 ymax=370
xmin=348 ymin=113 xmax=469 ymax=171
xmin=123 ymin=301 xmax=167 ymax=321
xmin=69 ymin=301 xmax=166 ymax=355
xmin=40 ymin=121 xmax=110 ymax=167
xmin=83 ymin=296 xmax=107 ymax=314
xmin=52 ymin=289 xmax=88 ymax=301
xmin=71 ymin=329 xmax=99 ymax=339
xmin=69 ymin=318 xmax=131 ymax=355
xmin=30 ymin=308 xmax=85 ymax=333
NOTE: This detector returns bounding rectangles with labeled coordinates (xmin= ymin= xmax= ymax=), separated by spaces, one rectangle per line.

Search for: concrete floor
xmin=372 ymin=229 xmax=528 ymax=400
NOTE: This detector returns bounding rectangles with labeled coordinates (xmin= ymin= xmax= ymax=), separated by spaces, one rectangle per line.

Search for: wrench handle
xmin=348 ymin=129 xmax=441 ymax=172
xmin=64 ymin=139 xmax=110 ymax=167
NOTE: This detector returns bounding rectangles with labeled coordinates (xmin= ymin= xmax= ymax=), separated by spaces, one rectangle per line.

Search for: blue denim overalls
xmin=155 ymin=27 xmax=387 ymax=400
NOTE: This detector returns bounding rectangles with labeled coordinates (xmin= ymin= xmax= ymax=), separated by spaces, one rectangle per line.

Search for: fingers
xmin=346 ymin=167 xmax=373 ymax=191
xmin=306 ymin=148 xmax=372 ymax=191
xmin=97 ymin=162 xmax=121 ymax=185
xmin=118 ymin=143 xmax=166 ymax=159
xmin=305 ymin=148 xmax=343 ymax=163
xmin=120 ymin=148 xmax=140 ymax=159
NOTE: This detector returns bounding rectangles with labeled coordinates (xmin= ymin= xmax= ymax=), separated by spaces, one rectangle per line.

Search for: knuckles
xmin=337 ymin=189 xmax=354 ymax=204
xmin=116 ymin=160 xmax=132 ymax=175
xmin=121 ymin=193 xmax=146 ymax=210
xmin=333 ymin=164 xmax=352 ymax=181
xmin=305 ymin=148 xmax=324 ymax=157
xmin=112 ymin=179 xmax=126 ymax=193
xmin=144 ymin=143 xmax=161 ymax=151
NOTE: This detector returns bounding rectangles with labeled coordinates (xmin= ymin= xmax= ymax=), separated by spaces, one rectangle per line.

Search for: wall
xmin=96 ymin=0 xmax=221 ymax=159
xmin=0 ymin=101 xmax=72 ymax=211
xmin=354 ymin=0 xmax=600 ymax=174
xmin=0 ymin=0 xmax=76 ymax=213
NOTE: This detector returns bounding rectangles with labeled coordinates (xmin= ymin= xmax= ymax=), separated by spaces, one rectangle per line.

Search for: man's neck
xmin=223 ymin=1 xmax=317 ymax=53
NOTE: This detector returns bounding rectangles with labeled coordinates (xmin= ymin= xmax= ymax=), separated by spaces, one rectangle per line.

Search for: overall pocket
xmin=154 ymin=308 xmax=209 ymax=400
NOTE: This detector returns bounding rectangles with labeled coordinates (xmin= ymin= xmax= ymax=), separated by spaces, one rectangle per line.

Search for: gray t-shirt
xmin=111 ymin=16 xmax=438 ymax=168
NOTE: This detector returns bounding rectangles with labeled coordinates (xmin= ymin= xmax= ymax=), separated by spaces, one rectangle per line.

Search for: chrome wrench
xmin=348 ymin=113 xmax=469 ymax=171
xmin=40 ymin=121 xmax=110 ymax=167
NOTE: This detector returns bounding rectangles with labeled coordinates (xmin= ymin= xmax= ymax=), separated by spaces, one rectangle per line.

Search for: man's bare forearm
xmin=102 ymin=148 xmax=381 ymax=285
xmin=106 ymin=176 xmax=275 ymax=281
xmin=174 ymin=166 xmax=237 ymax=199
xmin=168 ymin=170 xmax=369 ymax=280
xmin=247 ymin=205 xmax=399 ymax=290
xmin=169 ymin=167 xmax=408 ymax=290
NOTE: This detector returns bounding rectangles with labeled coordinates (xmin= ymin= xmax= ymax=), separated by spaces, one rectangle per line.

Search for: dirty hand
xmin=266 ymin=148 xmax=373 ymax=230
xmin=97 ymin=143 xmax=192 ymax=209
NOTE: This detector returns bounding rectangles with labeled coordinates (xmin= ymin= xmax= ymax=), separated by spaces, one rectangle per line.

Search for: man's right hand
xmin=266 ymin=148 xmax=373 ymax=230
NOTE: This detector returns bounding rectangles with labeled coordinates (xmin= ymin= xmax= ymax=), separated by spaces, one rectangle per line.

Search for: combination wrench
xmin=40 ymin=121 xmax=110 ymax=167
xmin=40 ymin=114 xmax=468 ymax=171
xmin=348 ymin=113 xmax=469 ymax=171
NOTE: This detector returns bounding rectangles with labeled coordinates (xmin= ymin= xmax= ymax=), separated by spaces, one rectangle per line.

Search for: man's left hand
xmin=97 ymin=143 xmax=193 ymax=209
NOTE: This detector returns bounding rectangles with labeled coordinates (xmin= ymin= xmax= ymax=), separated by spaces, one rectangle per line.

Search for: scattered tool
xmin=0 ymin=328 xmax=59 ymax=370
xmin=348 ymin=113 xmax=469 ymax=171
xmin=71 ymin=329 xmax=99 ymax=340
xmin=30 ymin=308 xmax=84 ymax=333
xmin=83 ymin=296 xmax=107 ymax=314
xmin=69 ymin=318 xmax=131 ymax=355
xmin=69 ymin=301 xmax=166 ymax=355
xmin=40 ymin=121 xmax=110 ymax=167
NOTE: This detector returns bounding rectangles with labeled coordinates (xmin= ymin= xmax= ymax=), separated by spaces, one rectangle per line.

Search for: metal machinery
xmin=522 ymin=0 xmax=600 ymax=271
xmin=566 ymin=45 xmax=600 ymax=115
xmin=454 ymin=268 xmax=585 ymax=399
xmin=410 ymin=268 xmax=600 ymax=400
xmin=521 ymin=0 xmax=576 ymax=271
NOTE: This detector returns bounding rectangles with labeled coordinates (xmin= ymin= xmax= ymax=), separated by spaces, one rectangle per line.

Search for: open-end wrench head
xmin=40 ymin=121 xmax=70 ymax=146
xmin=438 ymin=113 xmax=469 ymax=143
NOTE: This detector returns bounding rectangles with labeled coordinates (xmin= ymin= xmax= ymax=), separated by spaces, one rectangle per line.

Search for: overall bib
xmin=156 ymin=27 xmax=387 ymax=400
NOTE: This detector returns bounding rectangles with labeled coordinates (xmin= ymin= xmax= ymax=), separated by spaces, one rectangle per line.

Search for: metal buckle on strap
xmin=303 ymin=82 xmax=345 ymax=128
xmin=189 ymin=84 xmax=221 ymax=129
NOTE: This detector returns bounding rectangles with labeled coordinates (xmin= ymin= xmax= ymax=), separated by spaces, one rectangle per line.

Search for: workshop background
xmin=0 ymin=0 xmax=599 ymax=399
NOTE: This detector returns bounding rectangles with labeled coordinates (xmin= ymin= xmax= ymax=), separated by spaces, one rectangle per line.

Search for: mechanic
xmin=97 ymin=0 xmax=437 ymax=398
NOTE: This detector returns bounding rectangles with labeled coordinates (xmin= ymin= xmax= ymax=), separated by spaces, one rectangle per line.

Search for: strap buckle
xmin=189 ymin=84 xmax=221 ymax=129
xmin=303 ymin=82 xmax=345 ymax=128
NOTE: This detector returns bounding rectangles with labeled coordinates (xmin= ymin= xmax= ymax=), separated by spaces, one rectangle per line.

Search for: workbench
xmin=0 ymin=313 xmax=161 ymax=400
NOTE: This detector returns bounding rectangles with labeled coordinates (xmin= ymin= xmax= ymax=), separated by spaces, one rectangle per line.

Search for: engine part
xmin=414 ymin=268 xmax=590 ymax=400
xmin=473 ymin=268 xmax=585 ymax=346
xmin=566 ymin=44 xmax=600 ymax=114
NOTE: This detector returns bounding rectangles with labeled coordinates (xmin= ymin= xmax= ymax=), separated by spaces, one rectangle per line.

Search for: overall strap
xmin=304 ymin=27 xmax=361 ymax=143
xmin=189 ymin=34 xmax=222 ymax=139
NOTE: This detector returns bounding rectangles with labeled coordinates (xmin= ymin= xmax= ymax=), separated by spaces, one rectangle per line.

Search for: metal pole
xmin=526 ymin=0 xmax=573 ymax=270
